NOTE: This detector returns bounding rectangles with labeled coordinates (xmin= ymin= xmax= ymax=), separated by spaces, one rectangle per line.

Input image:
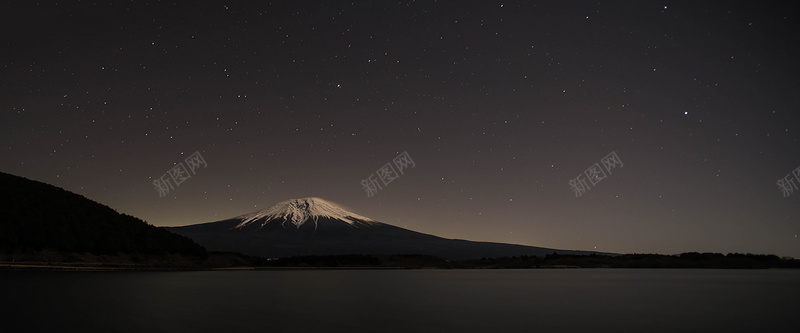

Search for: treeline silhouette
xmin=457 ymin=252 xmax=800 ymax=269
xmin=259 ymin=254 xmax=448 ymax=268
xmin=230 ymin=252 xmax=800 ymax=269
xmin=0 ymin=172 xmax=206 ymax=258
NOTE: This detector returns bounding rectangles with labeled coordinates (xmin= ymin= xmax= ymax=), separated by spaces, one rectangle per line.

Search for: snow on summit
xmin=234 ymin=197 xmax=375 ymax=229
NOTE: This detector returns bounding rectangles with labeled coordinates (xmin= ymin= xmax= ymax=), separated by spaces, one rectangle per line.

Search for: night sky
xmin=2 ymin=1 xmax=799 ymax=257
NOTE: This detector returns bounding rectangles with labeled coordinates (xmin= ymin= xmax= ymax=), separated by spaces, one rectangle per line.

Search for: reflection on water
xmin=1 ymin=269 xmax=798 ymax=333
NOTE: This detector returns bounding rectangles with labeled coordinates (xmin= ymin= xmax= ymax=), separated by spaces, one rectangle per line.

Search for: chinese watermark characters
xmin=361 ymin=151 xmax=415 ymax=197
xmin=777 ymin=165 xmax=800 ymax=198
xmin=153 ymin=151 xmax=207 ymax=197
xmin=569 ymin=151 xmax=623 ymax=198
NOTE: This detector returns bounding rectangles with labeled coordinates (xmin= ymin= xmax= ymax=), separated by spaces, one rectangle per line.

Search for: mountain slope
xmin=167 ymin=197 xmax=602 ymax=260
xmin=0 ymin=171 xmax=206 ymax=257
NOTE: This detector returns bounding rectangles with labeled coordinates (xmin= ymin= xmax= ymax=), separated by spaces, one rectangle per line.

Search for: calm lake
xmin=1 ymin=269 xmax=798 ymax=332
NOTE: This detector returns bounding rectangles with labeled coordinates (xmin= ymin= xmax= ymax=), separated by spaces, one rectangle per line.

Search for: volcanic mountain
xmin=166 ymin=197 xmax=602 ymax=260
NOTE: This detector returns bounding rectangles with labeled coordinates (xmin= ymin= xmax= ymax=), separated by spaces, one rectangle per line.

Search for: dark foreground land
xmin=250 ymin=252 xmax=800 ymax=269
xmin=2 ymin=251 xmax=798 ymax=271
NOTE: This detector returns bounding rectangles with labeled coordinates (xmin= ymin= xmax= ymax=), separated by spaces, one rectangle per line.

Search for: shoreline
xmin=0 ymin=262 xmax=411 ymax=272
xmin=3 ymin=262 xmax=798 ymax=272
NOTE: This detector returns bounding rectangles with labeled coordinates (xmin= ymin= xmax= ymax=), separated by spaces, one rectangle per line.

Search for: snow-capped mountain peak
xmin=234 ymin=197 xmax=375 ymax=229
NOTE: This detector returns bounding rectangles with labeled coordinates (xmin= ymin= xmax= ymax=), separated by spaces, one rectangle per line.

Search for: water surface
xmin=1 ymin=269 xmax=798 ymax=332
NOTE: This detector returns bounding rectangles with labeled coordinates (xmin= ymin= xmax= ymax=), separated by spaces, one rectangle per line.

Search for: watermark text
xmin=361 ymin=151 xmax=415 ymax=197
xmin=569 ymin=151 xmax=623 ymax=197
xmin=153 ymin=151 xmax=207 ymax=197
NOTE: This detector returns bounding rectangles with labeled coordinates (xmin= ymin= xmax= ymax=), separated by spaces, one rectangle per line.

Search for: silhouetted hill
xmin=0 ymin=172 xmax=206 ymax=258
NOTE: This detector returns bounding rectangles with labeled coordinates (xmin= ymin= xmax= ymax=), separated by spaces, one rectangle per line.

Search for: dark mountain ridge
xmin=0 ymin=172 xmax=206 ymax=258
